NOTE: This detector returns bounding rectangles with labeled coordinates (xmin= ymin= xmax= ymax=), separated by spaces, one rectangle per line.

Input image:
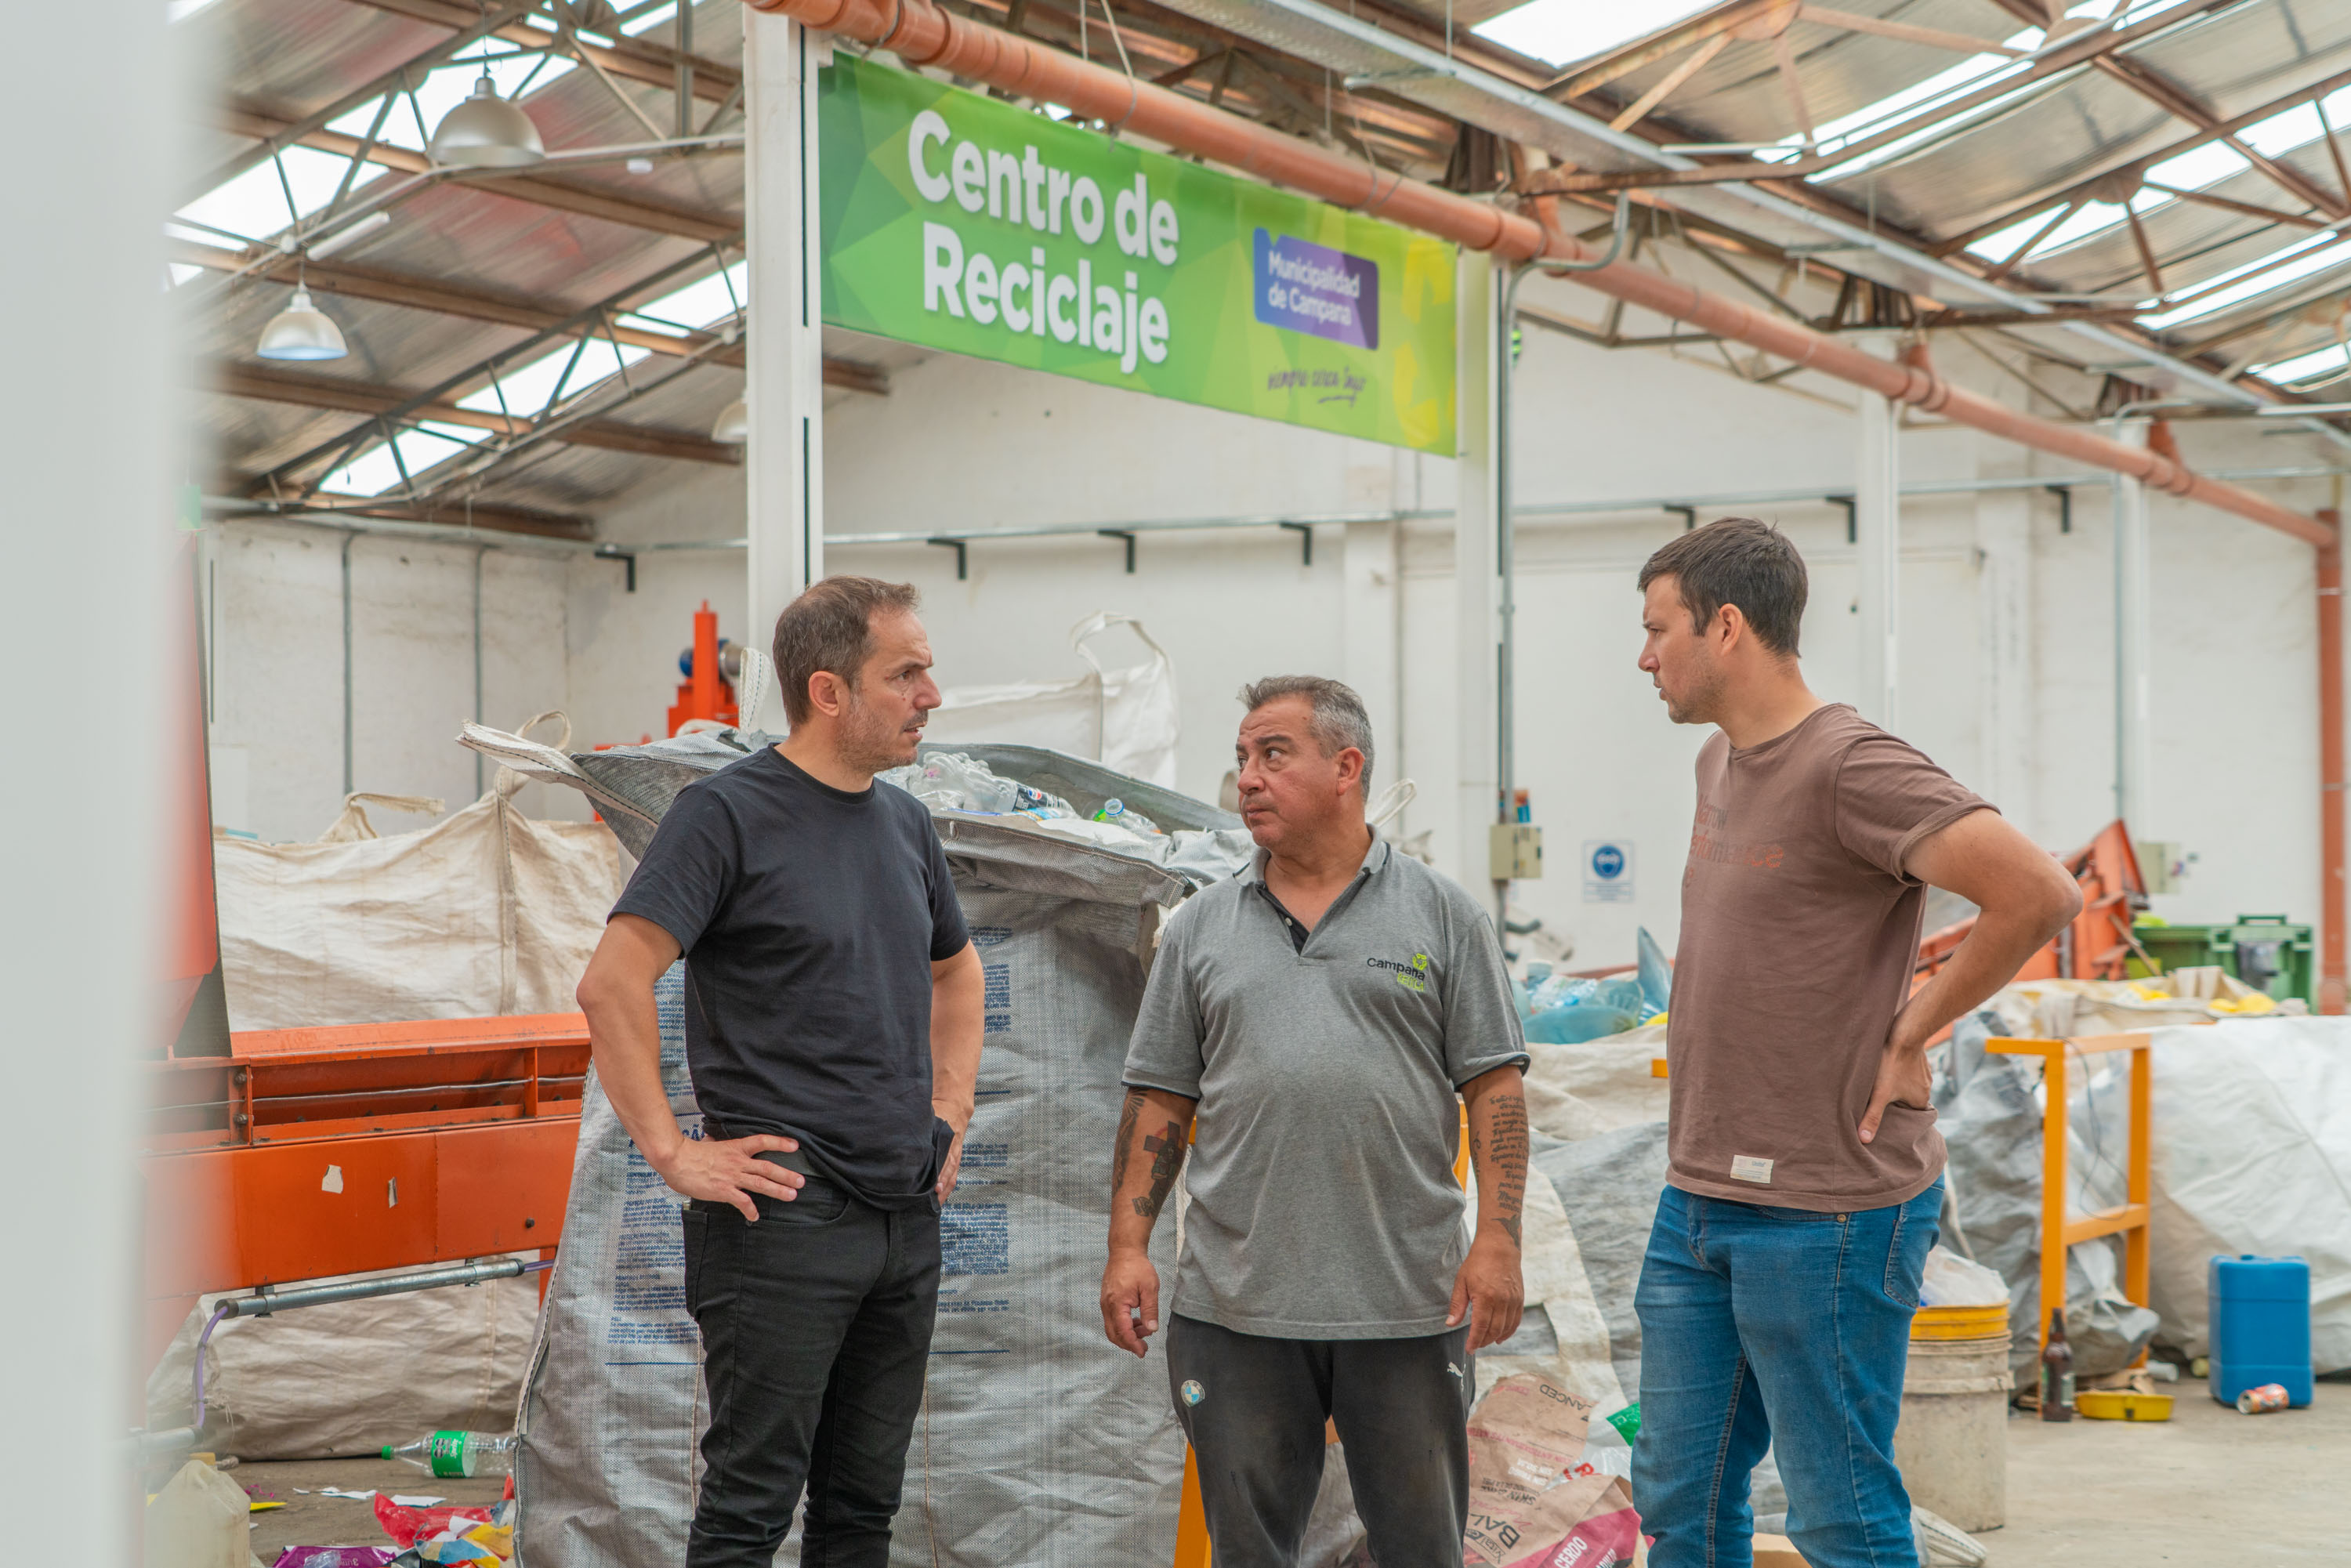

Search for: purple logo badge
xmin=1254 ymin=230 xmax=1378 ymax=349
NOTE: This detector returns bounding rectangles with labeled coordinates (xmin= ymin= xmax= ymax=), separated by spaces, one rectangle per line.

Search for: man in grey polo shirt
xmin=1099 ymin=675 xmax=1531 ymax=1568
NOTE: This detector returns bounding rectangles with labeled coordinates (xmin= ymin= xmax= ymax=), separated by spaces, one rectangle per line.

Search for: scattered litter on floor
xmin=316 ymin=1489 xmax=376 ymax=1501
xmin=372 ymin=1494 xmax=513 ymax=1563
xmin=1462 ymin=1374 xmax=1642 ymax=1568
xmin=269 ymin=1550 xmax=397 ymax=1568
xmin=389 ymin=1495 xmax=447 ymax=1508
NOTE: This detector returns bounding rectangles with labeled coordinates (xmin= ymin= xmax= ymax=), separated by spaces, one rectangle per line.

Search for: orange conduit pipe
xmin=746 ymin=0 xmax=2335 ymax=549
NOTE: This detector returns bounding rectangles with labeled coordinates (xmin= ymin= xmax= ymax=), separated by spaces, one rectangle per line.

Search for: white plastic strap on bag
xmin=317 ymin=793 xmax=445 ymax=843
xmin=734 ymin=644 xmax=774 ymax=733
xmin=1367 ymin=778 xmax=1416 ymax=830
xmin=491 ymin=712 xmax=571 ymax=1011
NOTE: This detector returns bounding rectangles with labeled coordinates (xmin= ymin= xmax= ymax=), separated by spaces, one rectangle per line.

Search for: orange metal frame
xmin=139 ymin=1013 xmax=589 ymax=1367
xmin=1916 ymin=820 xmax=2150 ymax=987
xmin=1983 ymin=1032 xmax=2154 ymax=1361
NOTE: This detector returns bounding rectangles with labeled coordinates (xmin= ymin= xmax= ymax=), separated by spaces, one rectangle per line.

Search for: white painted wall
xmin=212 ymin=305 xmax=2350 ymax=972
xmin=204 ymin=520 xmax=579 ymax=842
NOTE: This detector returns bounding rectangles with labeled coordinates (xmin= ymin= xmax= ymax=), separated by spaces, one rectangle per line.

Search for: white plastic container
xmin=1893 ymin=1309 xmax=2012 ymax=1533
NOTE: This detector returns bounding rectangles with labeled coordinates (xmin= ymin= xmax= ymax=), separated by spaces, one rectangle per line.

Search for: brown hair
xmin=771 ymin=576 xmax=922 ymax=726
xmin=1636 ymin=516 xmax=1807 ymax=656
xmin=1238 ymin=675 xmax=1375 ymax=795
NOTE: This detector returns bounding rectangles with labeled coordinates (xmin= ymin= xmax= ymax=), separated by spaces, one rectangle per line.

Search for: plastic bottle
xmin=1091 ymin=798 xmax=1163 ymax=835
xmin=382 ymin=1430 xmax=517 ymax=1479
xmin=2038 ymin=1309 xmax=2074 ymax=1421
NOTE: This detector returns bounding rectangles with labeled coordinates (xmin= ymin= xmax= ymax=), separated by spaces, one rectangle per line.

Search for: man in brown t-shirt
xmin=1629 ymin=519 xmax=2080 ymax=1568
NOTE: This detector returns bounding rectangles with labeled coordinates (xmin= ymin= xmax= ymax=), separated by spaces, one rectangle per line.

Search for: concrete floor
xmin=1991 ymin=1376 xmax=2345 ymax=1565
xmin=230 ymin=1454 xmax=506 ymax=1564
xmin=223 ymin=1377 xmax=2342 ymax=1565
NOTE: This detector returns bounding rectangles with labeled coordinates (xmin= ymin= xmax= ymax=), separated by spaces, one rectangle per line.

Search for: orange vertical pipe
xmin=2320 ymin=515 xmax=2346 ymax=1013
xmin=693 ymin=600 xmax=722 ymax=721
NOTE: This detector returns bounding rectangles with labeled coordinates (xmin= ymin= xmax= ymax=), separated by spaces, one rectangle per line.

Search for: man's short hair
xmin=1636 ymin=516 xmax=1807 ymax=656
xmin=1238 ymin=675 xmax=1375 ymax=795
xmin=771 ymin=576 xmax=922 ymax=726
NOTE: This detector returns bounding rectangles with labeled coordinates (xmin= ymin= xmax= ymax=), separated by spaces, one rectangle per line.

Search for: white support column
xmin=1975 ymin=485 xmax=2035 ymax=816
xmin=1342 ymin=517 xmax=1401 ymax=804
xmin=1854 ymin=382 xmax=1901 ymax=729
xmin=1455 ymin=253 xmax=1502 ymax=912
xmin=744 ymin=9 xmax=828 ymax=671
xmin=2112 ymin=433 xmax=2155 ymax=830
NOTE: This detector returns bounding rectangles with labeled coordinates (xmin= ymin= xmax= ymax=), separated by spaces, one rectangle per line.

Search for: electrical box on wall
xmin=1491 ymin=824 xmax=1543 ymax=880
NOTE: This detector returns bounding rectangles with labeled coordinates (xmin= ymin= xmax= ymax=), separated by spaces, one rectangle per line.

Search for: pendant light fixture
xmin=712 ymin=399 xmax=748 ymax=444
xmin=429 ymin=71 xmax=545 ymax=168
xmin=255 ymin=268 xmax=348 ymax=361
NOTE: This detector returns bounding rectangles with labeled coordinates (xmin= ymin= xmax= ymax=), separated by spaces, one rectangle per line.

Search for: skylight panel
xmin=1471 ymin=0 xmax=1719 ymax=71
xmin=176 ymin=147 xmax=388 ymax=246
xmin=622 ymin=2 xmax=679 ymax=35
xmin=621 ymin=263 xmax=748 ymax=336
xmin=455 ymin=338 xmax=653 ymax=419
xmin=2138 ymin=234 xmax=2351 ymax=329
xmin=2255 ymin=341 xmax=2351 ymax=386
xmin=317 ymin=424 xmax=486 ymax=498
xmin=2143 ymin=142 xmax=2249 ymax=190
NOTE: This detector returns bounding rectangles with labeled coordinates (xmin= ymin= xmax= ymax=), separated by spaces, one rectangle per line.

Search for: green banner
xmin=819 ymin=56 xmax=1458 ymax=454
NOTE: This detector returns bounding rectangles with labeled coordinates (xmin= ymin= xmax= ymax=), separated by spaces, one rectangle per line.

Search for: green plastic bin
xmin=2128 ymin=914 xmax=2313 ymax=1002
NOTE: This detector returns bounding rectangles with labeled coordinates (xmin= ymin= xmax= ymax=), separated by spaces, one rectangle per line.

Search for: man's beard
xmin=838 ymin=687 xmax=922 ymax=773
xmin=1662 ymin=661 xmax=1725 ymax=726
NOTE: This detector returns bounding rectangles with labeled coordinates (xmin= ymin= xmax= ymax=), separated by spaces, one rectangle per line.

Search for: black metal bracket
xmin=1663 ymin=503 xmax=1697 ymax=531
xmin=1099 ymin=529 xmax=1138 ymax=573
xmin=1828 ymin=494 xmax=1857 ymax=544
xmin=1279 ymin=520 xmax=1314 ymax=566
xmin=2046 ymin=483 xmax=2073 ymax=534
xmin=594 ymin=544 xmax=637 ymax=592
xmin=928 ymin=537 xmax=969 ymax=580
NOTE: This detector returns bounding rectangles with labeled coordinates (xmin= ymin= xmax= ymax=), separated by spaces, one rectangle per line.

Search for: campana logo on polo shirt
xmin=1367 ymin=953 xmax=1433 ymax=993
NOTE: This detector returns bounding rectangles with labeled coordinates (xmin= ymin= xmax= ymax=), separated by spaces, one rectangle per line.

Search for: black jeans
xmin=1166 ymin=1313 xmax=1473 ymax=1568
xmin=680 ymin=1175 xmax=941 ymax=1568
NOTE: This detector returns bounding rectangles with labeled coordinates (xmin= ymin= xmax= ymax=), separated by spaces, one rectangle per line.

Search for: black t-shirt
xmin=611 ymin=747 xmax=970 ymax=1209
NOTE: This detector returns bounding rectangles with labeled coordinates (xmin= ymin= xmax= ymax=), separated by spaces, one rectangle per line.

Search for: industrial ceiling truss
xmin=181 ymin=0 xmax=2351 ymax=537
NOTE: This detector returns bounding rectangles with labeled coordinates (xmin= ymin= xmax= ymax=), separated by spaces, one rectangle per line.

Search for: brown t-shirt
xmin=1668 ymin=703 xmax=1988 ymax=1211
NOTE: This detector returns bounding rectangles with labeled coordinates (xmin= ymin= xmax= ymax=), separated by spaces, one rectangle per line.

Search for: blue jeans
xmin=1631 ymin=1178 xmax=1942 ymax=1568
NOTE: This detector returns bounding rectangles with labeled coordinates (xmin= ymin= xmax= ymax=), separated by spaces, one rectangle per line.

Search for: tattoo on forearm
xmin=1133 ymin=1121 xmax=1184 ymax=1219
xmin=1111 ymin=1089 xmax=1143 ymax=1198
xmin=1483 ymin=1093 xmax=1529 ymax=1248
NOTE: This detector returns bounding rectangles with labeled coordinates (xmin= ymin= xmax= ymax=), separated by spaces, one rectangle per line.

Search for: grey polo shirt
xmin=1122 ymin=835 xmax=1529 ymax=1339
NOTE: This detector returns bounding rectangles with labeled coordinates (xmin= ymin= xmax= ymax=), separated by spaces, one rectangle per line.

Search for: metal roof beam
xmin=212 ymin=360 xmax=744 ymax=464
xmin=1930 ymin=63 xmax=2351 ymax=253
xmin=339 ymin=0 xmax=742 ymax=105
xmin=1131 ymin=0 xmax=2351 ymax=451
xmin=186 ymin=0 xmax=543 ymax=205
xmin=219 ymin=104 xmax=741 ymax=241
xmin=171 ymin=237 xmax=889 ymax=393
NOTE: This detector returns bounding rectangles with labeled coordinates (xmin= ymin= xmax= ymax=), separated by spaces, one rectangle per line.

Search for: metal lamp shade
xmin=429 ymin=74 xmax=545 ymax=168
xmin=712 ymin=400 xmax=749 ymax=443
xmin=255 ymin=288 xmax=348 ymax=361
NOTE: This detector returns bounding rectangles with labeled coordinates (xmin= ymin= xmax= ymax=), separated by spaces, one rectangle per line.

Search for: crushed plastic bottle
xmin=382 ymin=1430 xmax=517 ymax=1479
xmin=1091 ymin=797 xmax=1164 ymax=835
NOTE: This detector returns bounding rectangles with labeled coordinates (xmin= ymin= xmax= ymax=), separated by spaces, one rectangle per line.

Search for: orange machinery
xmin=1916 ymin=819 xmax=2154 ymax=986
xmin=139 ymin=1014 xmax=587 ymax=1371
xmin=667 ymin=599 xmax=740 ymax=735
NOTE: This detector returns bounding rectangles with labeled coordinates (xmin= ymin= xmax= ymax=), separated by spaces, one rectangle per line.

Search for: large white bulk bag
xmin=213 ymin=714 xmax=622 ymax=1031
xmin=923 ymin=613 xmax=1180 ymax=788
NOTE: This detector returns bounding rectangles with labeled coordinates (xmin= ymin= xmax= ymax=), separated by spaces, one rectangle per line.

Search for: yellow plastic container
xmin=2075 ymin=1389 xmax=2174 ymax=1421
xmin=1910 ymin=1304 xmax=2009 ymax=1341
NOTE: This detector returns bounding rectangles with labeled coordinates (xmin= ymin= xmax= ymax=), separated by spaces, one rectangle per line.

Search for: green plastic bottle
xmin=382 ymin=1429 xmax=517 ymax=1479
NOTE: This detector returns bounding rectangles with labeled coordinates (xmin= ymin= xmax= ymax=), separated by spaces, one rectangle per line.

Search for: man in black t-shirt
xmin=575 ymin=577 xmax=983 ymax=1568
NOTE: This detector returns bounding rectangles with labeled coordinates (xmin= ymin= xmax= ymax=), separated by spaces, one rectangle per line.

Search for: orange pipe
xmin=747 ymin=0 xmax=2336 ymax=548
xmin=2321 ymin=514 xmax=2346 ymax=1012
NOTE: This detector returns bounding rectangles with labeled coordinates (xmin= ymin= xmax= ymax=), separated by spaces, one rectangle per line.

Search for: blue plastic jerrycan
xmin=2208 ymin=1255 xmax=2313 ymax=1407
